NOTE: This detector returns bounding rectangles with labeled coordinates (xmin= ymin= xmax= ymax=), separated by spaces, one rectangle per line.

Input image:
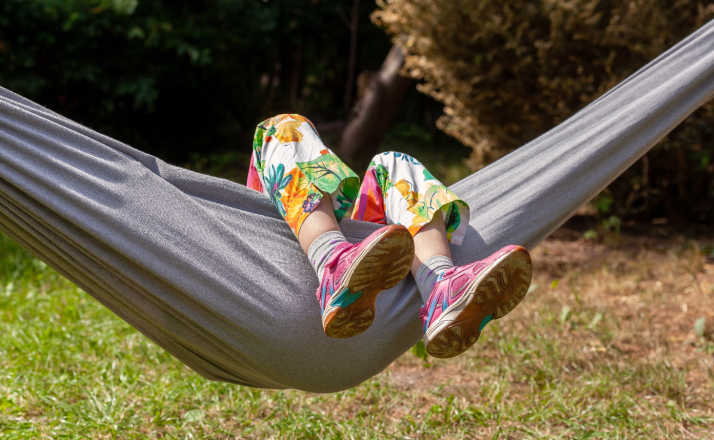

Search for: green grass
xmin=1 ymin=231 xmax=713 ymax=439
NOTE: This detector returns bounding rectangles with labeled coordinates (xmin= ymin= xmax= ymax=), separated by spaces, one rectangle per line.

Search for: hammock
xmin=1 ymin=20 xmax=713 ymax=393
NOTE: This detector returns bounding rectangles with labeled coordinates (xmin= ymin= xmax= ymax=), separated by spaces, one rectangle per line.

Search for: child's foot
xmin=420 ymin=245 xmax=532 ymax=358
xmin=319 ymin=224 xmax=414 ymax=338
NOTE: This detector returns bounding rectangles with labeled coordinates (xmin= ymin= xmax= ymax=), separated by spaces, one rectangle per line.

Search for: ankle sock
xmin=307 ymin=230 xmax=348 ymax=279
xmin=415 ymin=255 xmax=455 ymax=303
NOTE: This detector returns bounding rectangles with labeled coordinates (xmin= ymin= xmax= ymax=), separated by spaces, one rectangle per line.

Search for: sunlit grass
xmin=1 ymin=230 xmax=713 ymax=439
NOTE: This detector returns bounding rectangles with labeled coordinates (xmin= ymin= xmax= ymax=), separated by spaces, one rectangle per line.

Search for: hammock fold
xmin=1 ymin=20 xmax=713 ymax=392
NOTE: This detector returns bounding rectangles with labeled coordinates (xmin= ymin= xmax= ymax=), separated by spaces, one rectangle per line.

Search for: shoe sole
xmin=424 ymin=246 xmax=532 ymax=358
xmin=323 ymin=225 xmax=414 ymax=338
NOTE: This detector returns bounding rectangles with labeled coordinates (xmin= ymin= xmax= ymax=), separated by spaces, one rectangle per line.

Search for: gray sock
xmin=415 ymin=255 xmax=455 ymax=303
xmin=307 ymin=230 xmax=348 ymax=279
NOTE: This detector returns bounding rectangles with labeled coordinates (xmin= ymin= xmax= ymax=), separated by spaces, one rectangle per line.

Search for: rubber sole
xmin=323 ymin=225 xmax=415 ymax=338
xmin=424 ymin=246 xmax=532 ymax=358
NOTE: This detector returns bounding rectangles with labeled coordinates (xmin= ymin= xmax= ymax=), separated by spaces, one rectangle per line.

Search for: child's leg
xmin=411 ymin=211 xmax=451 ymax=273
xmin=249 ymin=114 xmax=360 ymax=242
xmin=351 ymin=151 xmax=469 ymax=263
xmin=249 ymin=115 xmax=413 ymax=338
xmin=354 ymin=152 xmax=531 ymax=358
xmin=352 ymin=151 xmax=465 ymax=295
xmin=352 ymin=151 xmax=470 ymax=242
xmin=249 ymin=131 xmax=343 ymax=254
xmin=296 ymin=191 xmax=340 ymax=253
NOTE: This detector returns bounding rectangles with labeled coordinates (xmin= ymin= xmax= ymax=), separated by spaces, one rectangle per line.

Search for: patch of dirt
xmin=384 ymin=225 xmax=714 ymax=413
xmin=538 ymin=229 xmax=714 ymax=403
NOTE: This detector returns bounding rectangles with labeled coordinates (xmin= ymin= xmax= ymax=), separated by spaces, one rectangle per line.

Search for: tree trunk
xmin=338 ymin=45 xmax=411 ymax=166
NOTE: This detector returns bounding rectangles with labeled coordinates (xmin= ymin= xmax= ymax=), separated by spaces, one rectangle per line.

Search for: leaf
xmin=183 ymin=409 xmax=204 ymax=423
xmin=694 ymin=317 xmax=706 ymax=338
xmin=560 ymin=305 xmax=571 ymax=323
xmin=373 ymin=164 xmax=392 ymax=192
xmin=422 ymin=167 xmax=436 ymax=182
xmin=408 ymin=185 xmax=446 ymax=219
xmin=296 ymin=155 xmax=357 ymax=194
xmin=411 ymin=340 xmax=428 ymax=362
xmin=604 ymin=215 xmax=621 ymax=233
xmin=595 ymin=194 xmax=613 ymax=215
xmin=127 ymin=26 xmax=145 ymax=40
xmin=588 ymin=312 xmax=602 ymax=329
xmin=105 ymin=0 xmax=139 ymax=15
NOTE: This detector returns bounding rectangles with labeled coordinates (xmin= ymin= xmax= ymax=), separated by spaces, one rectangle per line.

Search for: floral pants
xmin=247 ymin=114 xmax=470 ymax=245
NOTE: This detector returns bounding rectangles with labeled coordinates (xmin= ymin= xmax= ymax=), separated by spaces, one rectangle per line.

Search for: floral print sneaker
xmin=420 ymin=245 xmax=532 ymax=358
xmin=319 ymin=224 xmax=414 ymax=338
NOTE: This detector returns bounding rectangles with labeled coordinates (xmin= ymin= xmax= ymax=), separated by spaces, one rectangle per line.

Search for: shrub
xmin=374 ymin=0 xmax=714 ymax=222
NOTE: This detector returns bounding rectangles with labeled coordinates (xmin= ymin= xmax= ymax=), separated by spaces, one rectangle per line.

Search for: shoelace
xmin=322 ymin=241 xmax=353 ymax=274
xmin=418 ymin=287 xmax=445 ymax=322
xmin=418 ymin=260 xmax=489 ymax=322
xmin=318 ymin=241 xmax=355 ymax=310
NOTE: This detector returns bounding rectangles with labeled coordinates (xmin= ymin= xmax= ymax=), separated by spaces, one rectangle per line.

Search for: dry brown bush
xmin=374 ymin=0 xmax=714 ymax=221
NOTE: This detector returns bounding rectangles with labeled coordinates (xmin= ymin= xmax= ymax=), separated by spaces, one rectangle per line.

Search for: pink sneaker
xmin=420 ymin=245 xmax=532 ymax=358
xmin=319 ymin=224 xmax=414 ymax=338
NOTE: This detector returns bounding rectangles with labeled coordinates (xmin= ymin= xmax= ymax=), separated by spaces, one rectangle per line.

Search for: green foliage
xmin=694 ymin=317 xmax=706 ymax=338
xmin=410 ymin=339 xmax=429 ymax=363
xmin=375 ymin=0 xmax=714 ymax=223
xmin=594 ymin=194 xmax=614 ymax=216
xmin=0 ymin=0 xmax=390 ymax=164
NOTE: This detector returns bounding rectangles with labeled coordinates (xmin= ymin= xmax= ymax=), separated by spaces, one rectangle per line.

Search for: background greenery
xmin=0 ymin=0 xmax=398 ymax=163
xmin=375 ymin=0 xmax=714 ymax=223
xmin=1 ymin=0 xmax=712 ymax=222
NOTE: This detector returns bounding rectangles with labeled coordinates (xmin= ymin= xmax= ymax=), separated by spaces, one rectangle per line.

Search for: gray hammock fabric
xmin=1 ymin=21 xmax=713 ymax=393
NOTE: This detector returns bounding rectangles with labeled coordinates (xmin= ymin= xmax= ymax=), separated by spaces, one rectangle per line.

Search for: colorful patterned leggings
xmin=247 ymin=114 xmax=470 ymax=245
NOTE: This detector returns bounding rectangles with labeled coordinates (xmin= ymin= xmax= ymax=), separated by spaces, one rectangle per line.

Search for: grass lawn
xmin=1 ymin=227 xmax=713 ymax=439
